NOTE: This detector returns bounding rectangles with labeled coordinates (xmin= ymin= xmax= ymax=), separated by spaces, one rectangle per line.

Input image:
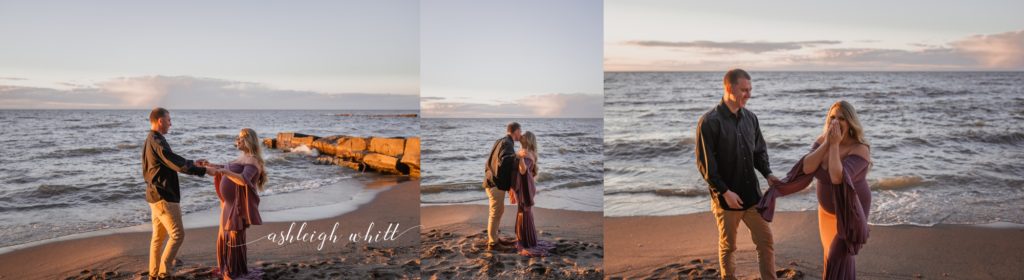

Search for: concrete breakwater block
xmin=276 ymin=132 xmax=319 ymax=150
xmin=368 ymin=137 xmax=406 ymax=157
xmin=269 ymin=132 xmax=419 ymax=178
xmin=261 ymin=138 xmax=277 ymax=149
xmin=336 ymin=137 xmax=369 ymax=161
xmin=362 ymin=153 xmax=402 ymax=175
xmin=401 ymin=137 xmax=420 ymax=178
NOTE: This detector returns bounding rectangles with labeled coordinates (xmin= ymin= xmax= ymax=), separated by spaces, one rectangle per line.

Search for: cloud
xmin=0 ymin=76 xmax=419 ymax=110
xmin=611 ymin=29 xmax=1024 ymax=71
xmin=625 ymin=40 xmax=841 ymax=53
xmin=950 ymin=30 xmax=1024 ymax=68
xmin=790 ymin=31 xmax=1024 ymax=70
xmin=422 ymin=93 xmax=603 ymax=118
xmin=791 ymin=47 xmax=977 ymax=69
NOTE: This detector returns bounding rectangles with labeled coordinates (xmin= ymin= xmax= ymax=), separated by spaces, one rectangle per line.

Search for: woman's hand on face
xmin=822 ymin=120 xmax=835 ymax=144
xmin=828 ymin=119 xmax=843 ymax=144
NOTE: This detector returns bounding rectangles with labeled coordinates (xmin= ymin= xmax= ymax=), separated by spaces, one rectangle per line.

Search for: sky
xmin=420 ymin=0 xmax=604 ymax=118
xmin=605 ymin=0 xmax=1024 ymax=71
xmin=0 ymin=1 xmax=419 ymax=109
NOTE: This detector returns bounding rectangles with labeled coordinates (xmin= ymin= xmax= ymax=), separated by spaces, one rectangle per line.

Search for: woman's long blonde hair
xmin=520 ymin=131 xmax=539 ymax=176
xmin=240 ymin=128 xmax=268 ymax=191
xmin=826 ymin=100 xmax=869 ymax=147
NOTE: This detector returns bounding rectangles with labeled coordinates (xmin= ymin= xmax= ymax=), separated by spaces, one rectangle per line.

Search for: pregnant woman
xmin=509 ymin=131 xmax=554 ymax=257
xmin=758 ymin=100 xmax=872 ymax=279
xmin=202 ymin=128 xmax=268 ymax=279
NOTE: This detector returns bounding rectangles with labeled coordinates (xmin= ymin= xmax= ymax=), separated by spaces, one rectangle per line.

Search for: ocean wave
xmin=534 ymin=171 xmax=555 ymax=183
xmin=288 ymin=145 xmax=318 ymax=156
xmin=546 ymin=132 xmax=589 ymax=138
xmin=918 ymin=87 xmax=971 ymax=96
xmin=603 ymin=166 xmax=651 ymax=176
xmin=197 ymin=125 xmax=232 ymax=130
xmin=67 ymin=122 xmax=124 ymax=130
xmin=869 ymin=175 xmax=929 ymax=190
xmin=0 ymin=183 xmax=126 ymax=212
xmin=977 ymin=81 xmax=1012 ymax=86
xmin=37 ymin=147 xmax=118 ymax=159
xmin=952 ymin=130 xmax=1024 ymax=145
xmin=781 ymin=86 xmax=851 ymax=94
xmin=421 ymin=148 xmax=443 ymax=154
xmin=420 ymin=182 xmax=481 ymax=194
xmin=604 ymin=137 xmax=693 ymax=160
xmin=544 ymin=179 xmax=602 ymax=191
xmin=0 ymin=201 xmax=74 ymax=213
xmin=34 ymin=184 xmax=84 ymax=198
xmin=420 ymin=197 xmax=489 ymax=204
xmin=901 ymin=137 xmax=934 ymax=147
xmin=605 ymin=187 xmax=706 ymax=197
xmin=264 ymin=176 xmax=346 ymax=195
xmin=768 ymin=141 xmax=811 ymax=150
xmin=116 ymin=143 xmax=141 ymax=149
xmin=427 ymin=153 xmax=474 ymax=162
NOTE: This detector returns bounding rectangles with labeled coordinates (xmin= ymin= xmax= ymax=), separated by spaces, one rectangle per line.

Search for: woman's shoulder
xmin=847 ymin=143 xmax=871 ymax=161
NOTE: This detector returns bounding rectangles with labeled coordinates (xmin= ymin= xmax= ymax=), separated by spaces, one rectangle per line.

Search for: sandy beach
xmin=0 ymin=180 xmax=421 ymax=280
xmin=420 ymin=205 xmax=604 ymax=279
xmin=604 ymin=211 xmax=1024 ymax=279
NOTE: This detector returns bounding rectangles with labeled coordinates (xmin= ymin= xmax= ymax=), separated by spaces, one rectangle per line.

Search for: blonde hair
xmin=240 ymin=128 xmax=268 ymax=191
xmin=520 ymin=131 xmax=539 ymax=176
xmin=826 ymin=100 xmax=869 ymax=147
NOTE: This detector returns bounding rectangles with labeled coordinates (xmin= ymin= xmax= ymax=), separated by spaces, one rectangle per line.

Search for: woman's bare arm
xmin=802 ymin=135 xmax=830 ymax=175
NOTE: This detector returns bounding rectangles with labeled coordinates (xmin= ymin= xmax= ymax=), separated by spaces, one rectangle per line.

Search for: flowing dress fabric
xmin=512 ymin=156 xmax=555 ymax=257
xmin=757 ymin=142 xmax=871 ymax=280
xmin=214 ymin=162 xmax=263 ymax=279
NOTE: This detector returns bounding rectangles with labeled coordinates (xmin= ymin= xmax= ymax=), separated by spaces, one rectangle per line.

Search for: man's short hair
xmin=507 ymin=122 xmax=521 ymax=134
xmin=149 ymin=107 xmax=169 ymax=123
xmin=723 ymin=69 xmax=751 ymax=87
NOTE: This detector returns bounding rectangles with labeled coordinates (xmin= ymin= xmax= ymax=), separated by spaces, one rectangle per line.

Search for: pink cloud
xmin=421 ymin=93 xmax=603 ymax=118
xmin=950 ymin=30 xmax=1024 ymax=68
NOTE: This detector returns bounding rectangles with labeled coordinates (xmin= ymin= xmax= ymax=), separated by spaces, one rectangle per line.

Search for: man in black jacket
xmin=483 ymin=122 xmax=522 ymax=250
xmin=695 ymin=69 xmax=782 ymax=280
xmin=141 ymin=107 xmax=213 ymax=279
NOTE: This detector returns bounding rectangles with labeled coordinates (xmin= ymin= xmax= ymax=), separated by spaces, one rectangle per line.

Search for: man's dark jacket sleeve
xmin=695 ymin=115 xmax=729 ymax=195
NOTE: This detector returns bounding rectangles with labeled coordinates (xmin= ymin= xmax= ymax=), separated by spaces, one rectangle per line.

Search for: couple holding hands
xmin=141 ymin=107 xmax=267 ymax=279
xmin=696 ymin=69 xmax=872 ymax=280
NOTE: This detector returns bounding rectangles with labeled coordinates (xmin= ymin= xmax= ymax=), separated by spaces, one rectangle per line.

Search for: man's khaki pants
xmin=149 ymin=200 xmax=184 ymax=278
xmin=711 ymin=200 xmax=776 ymax=280
xmin=485 ymin=186 xmax=506 ymax=244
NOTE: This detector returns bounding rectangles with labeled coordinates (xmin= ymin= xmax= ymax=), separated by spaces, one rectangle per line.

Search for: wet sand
xmin=420 ymin=205 xmax=604 ymax=279
xmin=604 ymin=211 xmax=1024 ymax=279
xmin=0 ymin=180 xmax=421 ymax=279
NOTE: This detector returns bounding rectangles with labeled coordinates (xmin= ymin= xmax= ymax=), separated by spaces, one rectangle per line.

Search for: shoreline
xmin=420 ymin=201 xmax=605 ymax=214
xmin=603 ymin=210 xmax=1024 ymax=228
xmin=0 ymin=175 xmax=400 ymax=254
xmin=0 ymin=180 xmax=421 ymax=279
xmin=605 ymin=210 xmax=1024 ymax=279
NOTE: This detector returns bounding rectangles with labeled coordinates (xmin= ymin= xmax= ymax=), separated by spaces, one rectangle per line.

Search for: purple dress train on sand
xmin=214 ymin=162 xmax=263 ymax=279
xmin=512 ymin=156 xmax=555 ymax=257
xmin=758 ymin=142 xmax=871 ymax=280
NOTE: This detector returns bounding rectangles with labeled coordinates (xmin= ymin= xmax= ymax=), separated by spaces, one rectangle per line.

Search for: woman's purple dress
xmin=512 ymin=156 xmax=554 ymax=257
xmin=214 ymin=162 xmax=263 ymax=279
xmin=758 ymin=142 xmax=871 ymax=280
